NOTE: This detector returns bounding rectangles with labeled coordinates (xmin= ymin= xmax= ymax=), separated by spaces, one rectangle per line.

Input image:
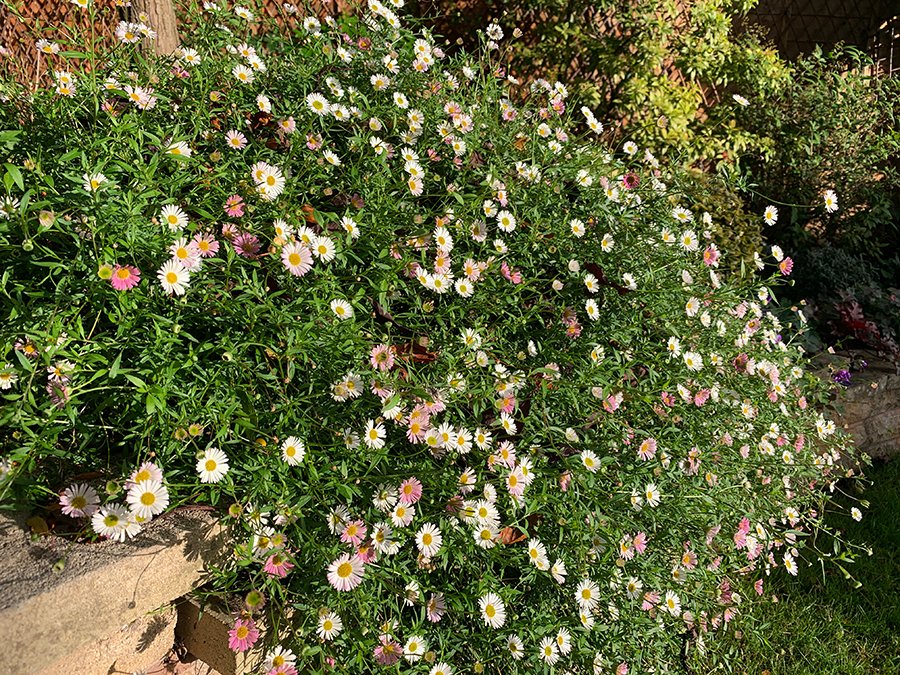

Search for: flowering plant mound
xmin=0 ymin=2 xmax=864 ymax=673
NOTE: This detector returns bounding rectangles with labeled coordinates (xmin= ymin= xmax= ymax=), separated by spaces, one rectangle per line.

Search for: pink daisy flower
xmin=340 ymin=519 xmax=368 ymax=546
xmin=228 ymin=617 xmax=260 ymax=653
xmin=463 ymin=258 xmax=482 ymax=281
xmin=506 ymin=467 xmax=526 ymax=496
xmin=642 ymin=590 xmax=660 ymax=611
xmin=233 ymin=232 xmax=261 ymax=258
xmin=355 ymin=541 xmax=377 ymax=564
xmin=127 ymin=461 xmax=163 ymax=488
xmin=779 ymin=257 xmax=794 ymax=276
xmin=370 ymin=380 xmax=393 ymax=400
xmin=398 ymin=477 xmax=423 ymax=505
xmin=420 ymin=396 xmax=445 ymax=414
xmin=633 ymin=531 xmax=648 ymax=554
xmin=268 ymin=667 xmax=298 ymax=675
xmin=406 ymin=412 xmax=430 ymax=443
xmin=306 ymin=133 xmax=323 ymax=151
xmin=373 ymin=635 xmax=402 ymax=666
xmin=268 ymin=666 xmax=298 ymax=675
xmin=433 ymin=253 xmax=452 ymax=274
xmin=224 ymin=194 xmax=245 ymax=217
xmin=222 ymin=222 xmax=240 ymax=240
xmin=224 ymin=130 xmax=248 ymax=150
xmin=264 ymin=552 xmax=294 ymax=578
xmin=500 ymin=261 xmax=522 ymax=284
xmin=733 ymin=517 xmax=751 ymax=549
xmin=495 ymin=441 xmax=517 ymax=468
xmin=279 ymin=117 xmax=296 ymax=134
xmin=637 ymin=438 xmax=657 ymax=461
xmin=603 ymin=392 xmax=622 ymax=412
xmin=369 ymin=344 xmax=395 ymax=372
xmin=281 ymin=242 xmax=314 ymax=276
xmin=110 ymin=264 xmax=141 ymax=291
xmin=426 ymin=592 xmax=446 ymax=622
xmin=192 ymin=232 xmax=220 ymax=257
xmin=327 ymin=553 xmax=365 ymax=591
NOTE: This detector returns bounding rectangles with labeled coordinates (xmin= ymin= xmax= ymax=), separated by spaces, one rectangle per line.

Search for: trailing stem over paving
xmin=0 ymin=1 xmax=869 ymax=673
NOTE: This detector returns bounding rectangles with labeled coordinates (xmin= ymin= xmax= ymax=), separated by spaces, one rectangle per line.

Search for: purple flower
xmin=833 ymin=369 xmax=851 ymax=386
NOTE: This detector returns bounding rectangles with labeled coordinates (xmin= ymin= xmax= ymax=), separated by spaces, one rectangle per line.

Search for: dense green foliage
xmin=415 ymin=0 xmax=789 ymax=166
xmin=0 ymin=2 xmax=868 ymax=674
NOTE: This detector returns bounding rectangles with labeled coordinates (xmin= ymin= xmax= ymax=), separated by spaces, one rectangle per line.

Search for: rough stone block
xmin=176 ymin=597 xmax=262 ymax=675
xmin=40 ymin=606 xmax=177 ymax=675
xmin=0 ymin=509 xmax=228 ymax=675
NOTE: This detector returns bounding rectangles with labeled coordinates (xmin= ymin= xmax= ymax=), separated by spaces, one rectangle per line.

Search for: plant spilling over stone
xmin=0 ymin=1 xmax=865 ymax=673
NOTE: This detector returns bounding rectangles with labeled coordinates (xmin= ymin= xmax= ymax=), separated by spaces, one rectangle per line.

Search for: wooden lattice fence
xmin=1 ymin=0 xmax=897 ymax=87
xmin=0 ymin=0 xmax=351 ymax=88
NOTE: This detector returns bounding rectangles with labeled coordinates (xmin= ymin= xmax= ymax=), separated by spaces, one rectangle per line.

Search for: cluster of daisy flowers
xmin=0 ymin=1 xmax=862 ymax=673
xmin=57 ymin=461 xmax=170 ymax=542
xmin=155 ymin=205 xmax=220 ymax=296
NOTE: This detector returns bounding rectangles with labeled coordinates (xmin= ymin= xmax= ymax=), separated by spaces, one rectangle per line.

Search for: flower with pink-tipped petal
xmin=369 ymin=344 xmax=395 ymax=372
xmin=224 ymin=194 xmax=245 ymax=217
xmin=341 ymin=519 xmax=367 ymax=546
xmin=373 ymin=634 xmax=402 ymax=666
xmin=398 ymin=477 xmax=422 ymax=505
xmin=264 ymin=552 xmax=294 ymax=578
xmin=228 ymin=617 xmax=259 ymax=653
xmin=327 ymin=553 xmax=364 ymax=591
xmin=110 ymin=264 xmax=141 ymax=290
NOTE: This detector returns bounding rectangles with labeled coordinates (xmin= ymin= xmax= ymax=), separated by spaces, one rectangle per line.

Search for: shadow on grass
xmin=695 ymin=459 xmax=900 ymax=675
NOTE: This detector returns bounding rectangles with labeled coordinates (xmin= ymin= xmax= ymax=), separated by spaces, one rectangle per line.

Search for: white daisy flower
xmin=197 ymin=447 xmax=230 ymax=483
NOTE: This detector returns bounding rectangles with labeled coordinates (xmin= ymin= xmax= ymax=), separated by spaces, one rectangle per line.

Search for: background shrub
xmin=737 ymin=46 xmax=900 ymax=361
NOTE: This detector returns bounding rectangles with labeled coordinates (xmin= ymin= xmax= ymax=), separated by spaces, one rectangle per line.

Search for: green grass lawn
xmin=695 ymin=459 xmax=900 ymax=675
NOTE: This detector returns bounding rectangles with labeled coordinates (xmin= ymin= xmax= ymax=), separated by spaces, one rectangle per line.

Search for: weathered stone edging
xmin=0 ymin=509 xmax=226 ymax=675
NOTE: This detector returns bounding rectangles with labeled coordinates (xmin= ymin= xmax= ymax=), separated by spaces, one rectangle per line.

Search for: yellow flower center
xmin=337 ymin=561 xmax=353 ymax=578
xmin=140 ymin=492 xmax=156 ymax=506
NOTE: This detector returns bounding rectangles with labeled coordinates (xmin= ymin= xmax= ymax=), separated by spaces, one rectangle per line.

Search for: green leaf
xmin=124 ymin=373 xmax=147 ymax=390
xmin=109 ymin=352 xmax=123 ymax=379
